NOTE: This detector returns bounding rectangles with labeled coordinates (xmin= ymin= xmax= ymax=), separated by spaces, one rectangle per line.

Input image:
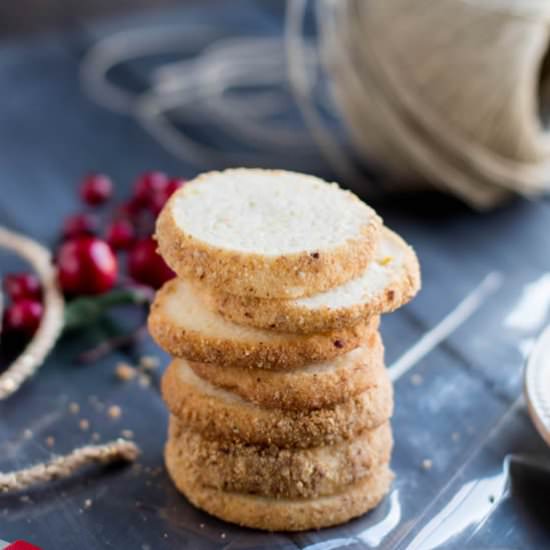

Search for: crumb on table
xmin=108 ymin=405 xmax=122 ymax=419
xmin=139 ymin=355 xmax=160 ymax=371
xmin=115 ymin=362 xmax=136 ymax=381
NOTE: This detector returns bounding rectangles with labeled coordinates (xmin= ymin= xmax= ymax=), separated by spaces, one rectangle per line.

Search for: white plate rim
xmin=524 ymin=324 xmax=550 ymax=447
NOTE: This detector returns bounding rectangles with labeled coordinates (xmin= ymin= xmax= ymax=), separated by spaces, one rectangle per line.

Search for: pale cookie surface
xmin=155 ymin=168 xmax=381 ymax=298
xmin=166 ymin=416 xmax=392 ymax=498
xmin=161 ymin=359 xmax=393 ymax=448
xmin=211 ymin=227 xmax=421 ymax=333
xmin=165 ymin=457 xmax=394 ymax=531
xmin=187 ymin=331 xmax=384 ymax=410
xmin=148 ymin=278 xmax=377 ymax=369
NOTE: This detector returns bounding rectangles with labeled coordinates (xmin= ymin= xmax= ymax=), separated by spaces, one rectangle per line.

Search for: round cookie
xmin=186 ymin=331 xmax=384 ymax=410
xmin=209 ymin=227 xmax=421 ymax=333
xmin=155 ymin=168 xmax=382 ymax=299
xmin=161 ymin=359 xmax=393 ymax=448
xmin=166 ymin=416 xmax=392 ymax=499
xmin=148 ymin=278 xmax=377 ymax=369
xmin=165 ymin=457 xmax=394 ymax=531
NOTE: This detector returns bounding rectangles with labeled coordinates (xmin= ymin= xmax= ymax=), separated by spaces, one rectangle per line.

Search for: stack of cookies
xmin=148 ymin=168 xmax=420 ymax=531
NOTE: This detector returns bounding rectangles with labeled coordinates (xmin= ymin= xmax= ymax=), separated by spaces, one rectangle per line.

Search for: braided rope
xmin=0 ymin=227 xmax=65 ymax=400
xmin=0 ymin=439 xmax=139 ymax=493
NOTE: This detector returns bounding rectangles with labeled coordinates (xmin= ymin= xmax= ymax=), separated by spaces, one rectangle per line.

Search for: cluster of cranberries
xmin=2 ymin=171 xmax=182 ymax=344
xmin=2 ymin=272 xmax=43 ymax=345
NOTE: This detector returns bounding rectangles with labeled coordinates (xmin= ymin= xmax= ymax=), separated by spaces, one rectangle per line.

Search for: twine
xmin=80 ymin=0 xmax=550 ymax=208
xmin=0 ymin=439 xmax=139 ymax=493
xmin=310 ymin=0 xmax=550 ymax=208
xmin=0 ymin=227 xmax=65 ymax=400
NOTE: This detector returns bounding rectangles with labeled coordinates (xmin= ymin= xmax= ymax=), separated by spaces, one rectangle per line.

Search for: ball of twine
xmin=307 ymin=0 xmax=550 ymax=208
xmin=81 ymin=0 xmax=550 ymax=209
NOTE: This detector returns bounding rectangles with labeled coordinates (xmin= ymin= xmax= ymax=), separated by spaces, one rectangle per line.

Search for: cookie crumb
xmin=410 ymin=373 xmax=423 ymax=386
xmin=138 ymin=374 xmax=151 ymax=388
xmin=139 ymin=355 xmax=159 ymax=371
xmin=199 ymin=523 xmax=205 ymax=529
xmin=108 ymin=405 xmax=122 ymax=419
xmin=68 ymin=402 xmax=80 ymax=414
xmin=80 ymin=419 xmax=90 ymax=431
xmin=121 ymin=429 xmax=134 ymax=439
xmin=421 ymin=458 xmax=433 ymax=470
xmin=45 ymin=436 xmax=55 ymax=448
xmin=23 ymin=429 xmax=33 ymax=440
xmin=115 ymin=362 xmax=136 ymax=381
xmin=91 ymin=432 xmax=101 ymax=442
xmin=83 ymin=498 xmax=92 ymax=509
xmin=220 ymin=533 xmax=226 ymax=539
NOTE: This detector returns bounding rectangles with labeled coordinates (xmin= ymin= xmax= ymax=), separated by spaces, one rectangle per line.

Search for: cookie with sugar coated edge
xmin=186 ymin=331 xmax=385 ymax=410
xmin=166 ymin=415 xmax=393 ymax=499
xmin=155 ymin=168 xmax=382 ymax=299
xmin=209 ymin=227 xmax=421 ymax=333
xmin=165 ymin=454 xmax=394 ymax=531
xmin=161 ymin=359 xmax=393 ymax=449
xmin=148 ymin=278 xmax=378 ymax=369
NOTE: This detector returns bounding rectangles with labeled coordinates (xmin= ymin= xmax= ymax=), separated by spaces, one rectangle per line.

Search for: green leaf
xmin=63 ymin=288 xmax=150 ymax=332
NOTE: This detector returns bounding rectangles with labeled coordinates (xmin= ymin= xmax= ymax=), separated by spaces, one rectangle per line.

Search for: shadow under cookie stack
xmin=148 ymin=168 xmax=420 ymax=531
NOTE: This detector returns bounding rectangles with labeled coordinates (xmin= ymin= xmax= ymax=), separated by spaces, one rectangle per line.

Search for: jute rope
xmin=0 ymin=439 xmax=139 ymax=493
xmin=80 ymin=0 xmax=550 ymax=208
xmin=0 ymin=231 xmax=140 ymax=491
xmin=312 ymin=0 xmax=550 ymax=208
xmin=0 ymin=227 xmax=65 ymax=400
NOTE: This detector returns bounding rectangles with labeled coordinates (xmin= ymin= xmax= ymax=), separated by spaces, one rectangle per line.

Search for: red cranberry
xmin=149 ymin=177 xmax=185 ymax=215
xmin=57 ymin=237 xmax=118 ymax=295
xmin=106 ymin=218 xmax=135 ymax=250
xmin=62 ymin=213 xmax=98 ymax=240
xmin=133 ymin=171 xmax=169 ymax=207
xmin=80 ymin=173 xmax=113 ymax=206
xmin=127 ymin=237 xmax=174 ymax=289
xmin=148 ymin=193 xmax=168 ymax=216
xmin=166 ymin=177 xmax=185 ymax=197
xmin=3 ymin=299 xmax=43 ymax=338
xmin=4 ymin=273 xmax=41 ymax=301
xmin=117 ymin=197 xmax=143 ymax=219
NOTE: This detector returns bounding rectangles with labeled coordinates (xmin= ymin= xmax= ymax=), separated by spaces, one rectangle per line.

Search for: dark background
xmin=1 ymin=2 xmax=550 ymax=549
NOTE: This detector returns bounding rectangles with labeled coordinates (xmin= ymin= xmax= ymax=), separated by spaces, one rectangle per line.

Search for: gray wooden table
xmin=1 ymin=2 xmax=550 ymax=549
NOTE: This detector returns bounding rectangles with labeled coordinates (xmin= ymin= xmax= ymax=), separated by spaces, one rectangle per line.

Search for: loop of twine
xmin=0 ymin=439 xmax=139 ymax=493
xmin=0 ymin=226 xmax=65 ymax=400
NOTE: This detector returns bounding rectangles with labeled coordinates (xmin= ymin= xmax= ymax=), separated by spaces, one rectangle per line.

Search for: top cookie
xmin=155 ymin=168 xmax=381 ymax=298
